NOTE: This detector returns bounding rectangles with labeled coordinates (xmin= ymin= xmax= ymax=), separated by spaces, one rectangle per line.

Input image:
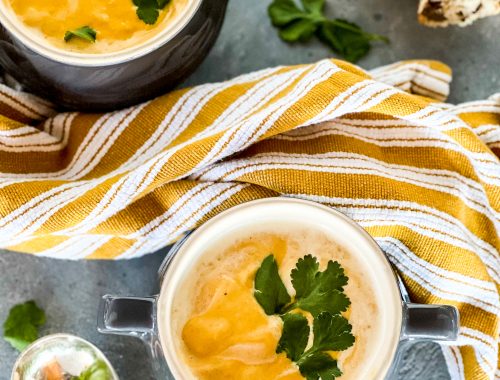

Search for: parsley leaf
xmin=296 ymin=312 xmax=354 ymax=379
xmin=291 ymin=254 xmax=320 ymax=298
xmin=77 ymin=360 xmax=111 ymax=380
xmin=277 ymin=312 xmax=309 ymax=361
xmin=156 ymin=0 xmax=170 ymax=8
xmin=135 ymin=0 xmax=160 ymax=25
xmin=291 ymin=255 xmax=350 ymax=316
xmin=134 ymin=0 xmax=170 ymax=25
xmin=317 ymin=19 xmax=389 ymax=63
xmin=64 ymin=26 xmax=97 ymax=43
xmin=269 ymin=0 xmax=315 ymax=26
xmin=254 ymin=255 xmax=291 ymax=315
xmin=296 ymin=287 xmax=350 ymax=317
xmin=279 ymin=19 xmax=318 ymax=42
xmin=298 ymin=351 xmax=342 ymax=380
xmin=269 ymin=0 xmax=324 ymax=43
xmin=311 ymin=312 xmax=355 ymax=352
xmin=3 ymin=300 xmax=45 ymax=351
xmin=301 ymin=0 xmax=325 ymax=15
xmin=268 ymin=0 xmax=388 ymax=62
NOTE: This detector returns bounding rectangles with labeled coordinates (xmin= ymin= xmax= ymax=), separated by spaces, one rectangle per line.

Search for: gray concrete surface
xmin=1 ymin=0 xmax=499 ymax=378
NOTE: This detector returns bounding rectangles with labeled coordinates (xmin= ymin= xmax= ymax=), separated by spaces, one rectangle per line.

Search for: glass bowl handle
xmin=97 ymin=295 xmax=172 ymax=378
xmin=401 ymin=303 xmax=459 ymax=341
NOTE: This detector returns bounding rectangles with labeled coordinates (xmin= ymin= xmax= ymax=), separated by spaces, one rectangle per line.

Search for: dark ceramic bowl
xmin=0 ymin=0 xmax=228 ymax=111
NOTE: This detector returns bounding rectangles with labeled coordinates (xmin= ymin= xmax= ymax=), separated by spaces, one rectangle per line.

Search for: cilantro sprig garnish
xmin=3 ymin=300 xmax=46 ymax=351
xmin=134 ymin=0 xmax=171 ymax=25
xmin=268 ymin=0 xmax=389 ymax=62
xmin=254 ymin=254 xmax=355 ymax=380
xmin=64 ymin=26 xmax=97 ymax=43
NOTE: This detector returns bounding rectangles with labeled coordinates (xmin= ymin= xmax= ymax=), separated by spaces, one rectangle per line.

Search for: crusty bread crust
xmin=418 ymin=0 xmax=500 ymax=27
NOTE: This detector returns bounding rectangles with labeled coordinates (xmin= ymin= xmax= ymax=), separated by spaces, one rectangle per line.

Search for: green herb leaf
xmin=268 ymin=0 xmax=308 ymax=26
xmin=254 ymin=255 xmax=292 ymax=315
xmin=3 ymin=301 xmax=45 ymax=351
xmin=317 ymin=19 xmax=389 ymax=63
xmin=311 ymin=312 xmax=355 ymax=352
xmin=134 ymin=0 xmax=170 ymax=25
xmin=301 ymin=0 xmax=325 ymax=15
xmin=318 ymin=260 xmax=349 ymax=292
xmin=277 ymin=312 xmax=309 ymax=361
xmin=298 ymin=351 xmax=342 ymax=380
xmin=296 ymin=287 xmax=350 ymax=317
xmin=279 ymin=19 xmax=317 ymax=42
xmin=135 ymin=0 xmax=160 ymax=25
xmin=291 ymin=256 xmax=350 ymax=316
xmin=268 ymin=0 xmax=388 ymax=62
xmin=64 ymin=26 xmax=97 ymax=43
xmin=77 ymin=360 xmax=111 ymax=380
xmin=156 ymin=0 xmax=170 ymax=9
xmin=291 ymin=254 xmax=320 ymax=298
xmin=296 ymin=312 xmax=354 ymax=379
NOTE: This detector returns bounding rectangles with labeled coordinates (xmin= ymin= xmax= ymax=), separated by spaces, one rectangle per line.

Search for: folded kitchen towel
xmin=0 ymin=59 xmax=498 ymax=379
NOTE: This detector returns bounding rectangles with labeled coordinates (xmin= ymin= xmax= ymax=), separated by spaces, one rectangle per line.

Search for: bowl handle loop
xmin=97 ymin=295 xmax=172 ymax=378
xmin=97 ymin=295 xmax=156 ymax=336
xmin=401 ymin=303 xmax=460 ymax=341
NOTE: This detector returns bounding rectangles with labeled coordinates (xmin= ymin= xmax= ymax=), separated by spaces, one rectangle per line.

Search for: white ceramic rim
xmin=0 ymin=0 xmax=202 ymax=67
xmin=10 ymin=333 xmax=119 ymax=380
xmin=158 ymin=198 xmax=403 ymax=380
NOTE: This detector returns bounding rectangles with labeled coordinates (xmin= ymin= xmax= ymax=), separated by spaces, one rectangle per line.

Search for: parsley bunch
xmin=268 ymin=0 xmax=389 ymax=62
xmin=254 ymin=254 xmax=355 ymax=380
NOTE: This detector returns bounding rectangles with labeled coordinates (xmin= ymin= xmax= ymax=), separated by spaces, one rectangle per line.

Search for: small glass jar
xmin=11 ymin=333 xmax=119 ymax=380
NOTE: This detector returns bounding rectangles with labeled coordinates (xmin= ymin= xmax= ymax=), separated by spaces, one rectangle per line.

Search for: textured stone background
xmin=1 ymin=0 xmax=499 ymax=378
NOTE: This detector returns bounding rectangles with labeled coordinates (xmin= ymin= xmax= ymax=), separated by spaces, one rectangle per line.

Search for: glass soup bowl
xmin=0 ymin=0 xmax=228 ymax=111
xmin=98 ymin=198 xmax=459 ymax=379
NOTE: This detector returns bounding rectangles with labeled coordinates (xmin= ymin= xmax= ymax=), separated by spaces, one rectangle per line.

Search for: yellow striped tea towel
xmin=0 ymin=59 xmax=499 ymax=379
